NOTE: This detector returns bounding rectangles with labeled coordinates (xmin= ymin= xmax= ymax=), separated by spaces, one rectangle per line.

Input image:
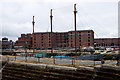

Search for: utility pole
xmin=32 ymin=16 xmax=35 ymax=54
xmin=74 ymin=4 xmax=77 ymax=58
xmin=50 ymin=9 xmax=55 ymax=64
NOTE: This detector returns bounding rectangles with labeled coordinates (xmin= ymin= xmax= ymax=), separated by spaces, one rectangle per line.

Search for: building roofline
xmin=31 ymin=29 xmax=94 ymax=34
xmin=95 ymin=38 xmax=120 ymax=39
xmin=68 ymin=29 xmax=94 ymax=32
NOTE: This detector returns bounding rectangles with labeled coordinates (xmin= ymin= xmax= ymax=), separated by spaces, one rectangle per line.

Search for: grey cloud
xmin=0 ymin=0 xmax=118 ymax=41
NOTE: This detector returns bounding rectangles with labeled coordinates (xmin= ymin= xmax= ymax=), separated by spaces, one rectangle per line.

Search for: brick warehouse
xmin=94 ymin=38 xmax=120 ymax=48
xmin=15 ymin=30 xmax=94 ymax=49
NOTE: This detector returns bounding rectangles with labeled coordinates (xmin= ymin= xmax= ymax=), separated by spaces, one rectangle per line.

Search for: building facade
xmin=68 ymin=30 xmax=94 ymax=48
xmin=94 ymin=38 xmax=120 ymax=48
xmin=2 ymin=37 xmax=14 ymax=49
xmin=15 ymin=30 xmax=94 ymax=49
xmin=15 ymin=34 xmax=32 ymax=49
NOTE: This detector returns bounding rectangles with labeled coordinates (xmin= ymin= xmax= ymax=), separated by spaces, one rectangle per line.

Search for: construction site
xmin=1 ymin=1 xmax=120 ymax=80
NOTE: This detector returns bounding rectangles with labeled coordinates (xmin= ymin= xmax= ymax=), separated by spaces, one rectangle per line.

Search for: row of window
xmin=96 ymin=43 xmax=115 ymax=47
xmin=34 ymin=34 xmax=91 ymax=39
xmin=69 ymin=33 xmax=91 ymax=36
xmin=33 ymin=43 xmax=91 ymax=48
xmin=34 ymin=39 xmax=91 ymax=43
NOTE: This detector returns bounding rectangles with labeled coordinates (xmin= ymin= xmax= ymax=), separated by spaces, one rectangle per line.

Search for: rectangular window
xmin=88 ymin=43 xmax=90 ymax=46
xmin=80 ymin=43 xmax=81 ymax=46
xmin=88 ymin=34 xmax=90 ymax=36
xmin=88 ymin=36 xmax=90 ymax=39
xmin=79 ymin=40 xmax=81 ymax=42
xmin=88 ymin=40 xmax=90 ymax=42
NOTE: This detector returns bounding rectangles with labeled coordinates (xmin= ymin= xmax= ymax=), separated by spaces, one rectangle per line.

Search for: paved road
xmin=1 ymin=55 xmax=117 ymax=66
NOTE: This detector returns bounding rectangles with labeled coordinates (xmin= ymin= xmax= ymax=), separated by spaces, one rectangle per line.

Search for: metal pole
xmin=32 ymin=16 xmax=35 ymax=54
xmin=50 ymin=9 xmax=53 ymax=54
xmin=50 ymin=9 xmax=53 ymax=35
xmin=73 ymin=4 xmax=77 ymax=66
xmin=25 ymin=38 xmax=27 ymax=62
xmin=38 ymin=57 xmax=40 ymax=63
xmin=50 ymin=9 xmax=55 ymax=64
xmin=74 ymin=4 xmax=77 ymax=59
xmin=72 ymin=58 xmax=75 ymax=66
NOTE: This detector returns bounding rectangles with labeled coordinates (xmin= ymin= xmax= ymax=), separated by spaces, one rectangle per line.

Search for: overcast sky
xmin=0 ymin=0 xmax=119 ymax=41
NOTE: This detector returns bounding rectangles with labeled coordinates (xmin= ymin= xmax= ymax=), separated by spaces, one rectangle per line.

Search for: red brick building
xmin=68 ymin=30 xmax=94 ymax=48
xmin=34 ymin=32 xmax=57 ymax=49
xmin=15 ymin=30 xmax=94 ymax=49
xmin=15 ymin=34 xmax=32 ymax=49
xmin=55 ymin=32 xmax=68 ymax=48
xmin=2 ymin=37 xmax=14 ymax=49
xmin=94 ymin=38 xmax=120 ymax=48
